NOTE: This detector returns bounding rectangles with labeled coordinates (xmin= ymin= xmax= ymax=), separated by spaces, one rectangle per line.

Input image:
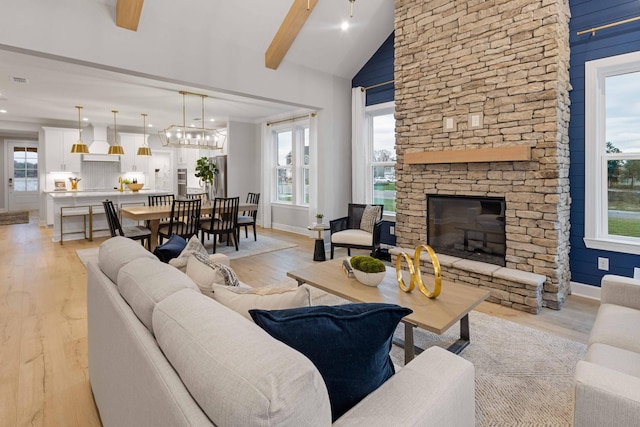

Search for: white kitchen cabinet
xmin=119 ymin=132 xmax=149 ymax=172
xmin=43 ymin=127 xmax=83 ymax=172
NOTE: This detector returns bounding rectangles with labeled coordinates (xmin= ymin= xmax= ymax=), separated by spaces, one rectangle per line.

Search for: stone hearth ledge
xmin=389 ymin=247 xmax=546 ymax=314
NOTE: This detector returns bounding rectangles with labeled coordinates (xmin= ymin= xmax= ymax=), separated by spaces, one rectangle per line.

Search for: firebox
xmin=427 ymin=194 xmax=506 ymax=266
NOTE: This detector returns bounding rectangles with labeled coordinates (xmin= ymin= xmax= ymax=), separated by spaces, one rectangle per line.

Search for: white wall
xmin=0 ymin=0 xmax=354 ymax=229
xmin=227 ymin=121 xmax=259 ymax=200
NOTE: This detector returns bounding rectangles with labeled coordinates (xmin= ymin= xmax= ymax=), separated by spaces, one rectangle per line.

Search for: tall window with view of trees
xmin=371 ymin=113 xmax=396 ymax=214
xmin=605 ymin=71 xmax=640 ymax=239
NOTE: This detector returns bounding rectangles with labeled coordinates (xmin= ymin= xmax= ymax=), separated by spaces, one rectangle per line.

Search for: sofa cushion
xmin=588 ymin=303 xmax=640 ymax=353
xmin=168 ymin=235 xmax=209 ymax=272
xmin=250 ymin=303 xmax=412 ymax=421
xmin=331 ymin=229 xmax=373 ymax=246
xmin=152 ymin=289 xmax=332 ymax=427
xmin=360 ymin=205 xmax=381 ymax=233
xmin=98 ymin=236 xmax=158 ymax=284
xmin=586 ymin=342 xmax=640 ymax=378
xmin=211 ymin=284 xmax=312 ymax=320
xmin=117 ymin=257 xmax=200 ymax=334
xmin=186 ymin=252 xmax=239 ymax=297
xmin=153 ymin=234 xmax=187 ymax=263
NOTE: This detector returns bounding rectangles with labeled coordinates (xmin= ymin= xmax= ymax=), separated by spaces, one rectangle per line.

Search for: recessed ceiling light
xmin=0 ymin=109 xmax=7 ymax=114
xmin=341 ymin=21 xmax=349 ymax=31
xmin=148 ymin=124 xmax=153 ymax=128
xmin=82 ymin=117 xmax=89 ymax=121
xmin=209 ymin=118 xmax=215 ymax=122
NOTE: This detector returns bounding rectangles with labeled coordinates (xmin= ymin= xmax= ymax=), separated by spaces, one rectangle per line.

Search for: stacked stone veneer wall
xmin=393 ymin=0 xmax=571 ymax=311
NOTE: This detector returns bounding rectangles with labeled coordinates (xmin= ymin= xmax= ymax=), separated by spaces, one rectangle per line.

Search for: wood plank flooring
xmin=0 ymin=215 xmax=599 ymax=426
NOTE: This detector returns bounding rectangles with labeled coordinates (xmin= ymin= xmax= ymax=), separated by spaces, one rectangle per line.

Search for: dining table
xmin=120 ymin=201 xmax=258 ymax=251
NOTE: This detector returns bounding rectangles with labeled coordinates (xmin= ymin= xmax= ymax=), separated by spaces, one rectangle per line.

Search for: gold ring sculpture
xmin=395 ymin=245 xmax=442 ymax=299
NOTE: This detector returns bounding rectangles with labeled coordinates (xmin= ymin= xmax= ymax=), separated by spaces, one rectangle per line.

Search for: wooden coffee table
xmin=287 ymin=258 xmax=489 ymax=364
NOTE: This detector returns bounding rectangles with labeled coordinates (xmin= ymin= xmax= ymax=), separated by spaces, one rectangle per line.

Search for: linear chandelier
xmin=159 ymin=91 xmax=225 ymax=150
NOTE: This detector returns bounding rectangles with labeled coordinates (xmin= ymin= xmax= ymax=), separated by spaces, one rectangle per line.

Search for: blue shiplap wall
xmin=569 ymin=0 xmax=640 ymax=286
xmin=352 ymin=32 xmax=394 ymax=106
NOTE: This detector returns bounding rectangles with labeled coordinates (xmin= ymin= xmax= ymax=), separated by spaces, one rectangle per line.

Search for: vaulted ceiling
xmin=0 ymin=0 xmax=393 ymax=134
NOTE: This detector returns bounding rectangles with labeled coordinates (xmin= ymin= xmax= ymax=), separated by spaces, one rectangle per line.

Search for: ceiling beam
xmin=116 ymin=0 xmax=145 ymax=31
xmin=265 ymin=0 xmax=319 ymax=70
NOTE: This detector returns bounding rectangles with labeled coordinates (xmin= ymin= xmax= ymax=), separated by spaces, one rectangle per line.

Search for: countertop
xmin=46 ymin=189 xmax=170 ymax=198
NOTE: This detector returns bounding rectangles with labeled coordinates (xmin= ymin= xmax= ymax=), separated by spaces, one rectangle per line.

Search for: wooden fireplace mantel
xmin=404 ymin=146 xmax=532 ymax=165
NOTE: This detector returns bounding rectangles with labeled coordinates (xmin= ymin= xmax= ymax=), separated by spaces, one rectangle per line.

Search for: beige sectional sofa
xmin=87 ymin=236 xmax=476 ymax=426
xmin=574 ymin=274 xmax=640 ymax=426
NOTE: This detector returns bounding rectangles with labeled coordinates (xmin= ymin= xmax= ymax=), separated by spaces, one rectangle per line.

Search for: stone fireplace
xmin=393 ymin=0 xmax=572 ymax=312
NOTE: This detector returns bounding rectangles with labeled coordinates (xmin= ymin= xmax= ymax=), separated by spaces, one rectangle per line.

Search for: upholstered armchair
xmin=330 ymin=204 xmax=384 ymax=259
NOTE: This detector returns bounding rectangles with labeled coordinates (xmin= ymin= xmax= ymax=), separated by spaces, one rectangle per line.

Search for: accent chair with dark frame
xmin=329 ymin=203 xmax=384 ymax=259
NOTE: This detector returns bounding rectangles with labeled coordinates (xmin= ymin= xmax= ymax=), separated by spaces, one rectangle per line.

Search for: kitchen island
xmin=46 ymin=190 xmax=171 ymax=243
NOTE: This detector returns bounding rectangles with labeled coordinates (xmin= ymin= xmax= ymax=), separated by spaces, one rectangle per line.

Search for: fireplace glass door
xmin=427 ymin=195 xmax=506 ymax=266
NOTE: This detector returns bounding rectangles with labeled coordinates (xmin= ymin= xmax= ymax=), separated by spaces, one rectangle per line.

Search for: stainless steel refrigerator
xmin=211 ymin=155 xmax=227 ymax=199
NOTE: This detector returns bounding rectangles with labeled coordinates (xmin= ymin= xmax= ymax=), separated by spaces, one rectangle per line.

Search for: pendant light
xmin=348 ymin=0 xmax=355 ymax=17
xmin=108 ymin=109 xmax=125 ymax=155
xmin=137 ymin=113 xmax=152 ymax=156
xmin=70 ymin=106 xmax=90 ymax=154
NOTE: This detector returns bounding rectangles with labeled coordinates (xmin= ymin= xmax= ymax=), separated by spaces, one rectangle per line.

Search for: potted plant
xmin=195 ymin=157 xmax=219 ymax=197
xmin=315 ymin=213 xmax=324 ymax=224
xmin=350 ymin=255 xmax=387 ymax=287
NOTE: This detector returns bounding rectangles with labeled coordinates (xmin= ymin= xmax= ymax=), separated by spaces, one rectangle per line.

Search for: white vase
xmin=352 ymin=269 xmax=386 ymax=287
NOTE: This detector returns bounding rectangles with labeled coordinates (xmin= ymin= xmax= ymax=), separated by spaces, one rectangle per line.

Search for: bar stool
xmin=60 ymin=205 xmax=91 ymax=245
xmin=89 ymin=204 xmax=111 ymax=241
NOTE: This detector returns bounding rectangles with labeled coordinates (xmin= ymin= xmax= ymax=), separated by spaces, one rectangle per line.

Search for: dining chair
xmin=237 ymin=192 xmax=260 ymax=241
xmin=148 ymin=194 xmax=175 ymax=227
xmin=158 ymin=198 xmax=202 ymax=243
xmin=102 ymin=199 xmax=152 ymax=250
xmin=186 ymin=192 xmax=211 ymax=219
xmin=199 ymin=196 xmax=239 ymax=253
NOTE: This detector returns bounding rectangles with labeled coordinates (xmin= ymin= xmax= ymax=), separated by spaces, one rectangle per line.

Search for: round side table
xmin=308 ymin=224 xmax=330 ymax=261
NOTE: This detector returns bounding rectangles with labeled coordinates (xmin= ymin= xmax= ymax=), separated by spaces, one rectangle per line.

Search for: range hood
xmin=82 ymin=125 xmax=120 ymax=162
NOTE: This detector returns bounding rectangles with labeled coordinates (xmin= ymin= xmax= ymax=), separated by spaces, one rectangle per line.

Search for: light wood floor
xmin=0 ymin=215 xmax=599 ymax=426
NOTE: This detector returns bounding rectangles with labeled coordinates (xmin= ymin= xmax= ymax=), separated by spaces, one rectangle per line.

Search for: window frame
xmin=584 ymin=51 xmax=640 ymax=255
xmin=272 ymin=119 xmax=310 ymax=207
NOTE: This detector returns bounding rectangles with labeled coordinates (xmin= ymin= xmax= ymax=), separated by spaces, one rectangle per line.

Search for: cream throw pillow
xmin=186 ymin=252 xmax=239 ymax=297
xmin=169 ymin=235 xmax=208 ymax=272
xmin=211 ymin=284 xmax=312 ymax=320
xmin=360 ymin=205 xmax=381 ymax=233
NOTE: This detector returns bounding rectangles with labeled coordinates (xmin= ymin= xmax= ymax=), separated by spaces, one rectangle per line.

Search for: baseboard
xmin=271 ymin=222 xmax=309 ymax=236
xmin=570 ymin=281 xmax=601 ymax=301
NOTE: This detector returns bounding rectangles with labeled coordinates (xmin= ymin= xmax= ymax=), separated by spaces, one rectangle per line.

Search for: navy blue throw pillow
xmin=249 ymin=303 xmax=412 ymax=421
xmin=153 ymin=234 xmax=187 ymax=263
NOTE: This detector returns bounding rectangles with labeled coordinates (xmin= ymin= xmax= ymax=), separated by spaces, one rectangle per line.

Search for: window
xmin=368 ymin=103 xmax=396 ymax=214
xmin=585 ymin=51 xmax=640 ymax=254
xmin=273 ymin=121 xmax=310 ymax=205
xmin=13 ymin=146 xmax=38 ymax=191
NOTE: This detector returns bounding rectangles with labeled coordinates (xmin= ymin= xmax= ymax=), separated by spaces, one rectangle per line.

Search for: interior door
xmin=8 ymin=141 xmax=39 ymax=212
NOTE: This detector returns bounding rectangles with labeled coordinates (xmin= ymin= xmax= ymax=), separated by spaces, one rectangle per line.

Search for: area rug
xmin=76 ymin=235 xmax=297 ymax=266
xmin=277 ymin=283 xmax=585 ymax=427
xmin=0 ymin=211 xmax=29 ymax=225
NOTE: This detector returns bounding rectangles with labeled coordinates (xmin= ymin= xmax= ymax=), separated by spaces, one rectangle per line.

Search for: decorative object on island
xmin=159 ymin=91 xmax=226 ymax=150
xmin=70 ymin=106 xmax=90 ymax=154
xmin=127 ymin=183 xmax=144 ymax=192
xmin=69 ymin=177 xmax=81 ymax=190
xmin=350 ymin=255 xmax=386 ymax=287
xmin=136 ymin=113 xmax=152 ymax=156
xmin=195 ymin=156 xmax=219 ymax=200
xmin=395 ymin=245 xmax=442 ymax=299
xmin=108 ymin=110 xmax=125 ymax=155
